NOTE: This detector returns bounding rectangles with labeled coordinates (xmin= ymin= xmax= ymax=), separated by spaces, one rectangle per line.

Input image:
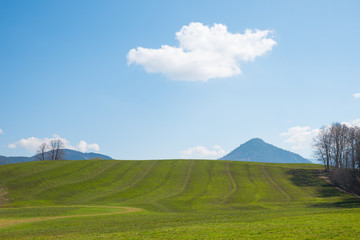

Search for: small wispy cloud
xmin=179 ymin=145 xmax=226 ymax=159
xmin=341 ymin=118 xmax=360 ymax=127
xmin=76 ymin=140 xmax=100 ymax=152
xmin=0 ymin=128 xmax=2 ymax=135
xmin=353 ymin=93 xmax=360 ymax=99
xmin=280 ymin=126 xmax=320 ymax=150
xmin=8 ymin=135 xmax=100 ymax=153
xmin=281 ymin=118 xmax=360 ymax=156
xmin=127 ymin=22 xmax=276 ymax=81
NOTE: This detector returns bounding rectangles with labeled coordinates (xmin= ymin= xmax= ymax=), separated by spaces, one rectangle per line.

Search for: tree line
xmin=313 ymin=122 xmax=360 ymax=194
xmin=36 ymin=139 xmax=65 ymax=161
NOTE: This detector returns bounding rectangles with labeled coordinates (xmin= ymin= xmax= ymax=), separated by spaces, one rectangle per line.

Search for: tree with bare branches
xmin=313 ymin=123 xmax=360 ymax=195
xmin=49 ymin=139 xmax=65 ymax=160
xmin=35 ymin=143 xmax=49 ymax=161
xmin=313 ymin=126 xmax=332 ymax=172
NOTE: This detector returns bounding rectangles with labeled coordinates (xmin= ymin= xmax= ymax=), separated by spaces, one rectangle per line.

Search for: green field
xmin=0 ymin=160 xmax=359 ymax=239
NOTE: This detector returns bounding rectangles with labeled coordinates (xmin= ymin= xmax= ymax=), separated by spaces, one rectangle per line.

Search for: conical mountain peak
xmin=245 ymin=138 xmax=265 ymax=144
xmin=220 ymin=138 xmax=310 ymax=163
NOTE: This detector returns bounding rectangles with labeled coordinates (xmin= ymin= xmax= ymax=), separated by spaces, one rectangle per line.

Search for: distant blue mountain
xmin=60 ymin=149 xmax=112 ymax=160
xmin=0 ymin=149 xmax=112 ymax=165
xmin=220 ymin=138 xmax=311 ymax=163
xmin=0 ymin=155 xmax=30 ymax=165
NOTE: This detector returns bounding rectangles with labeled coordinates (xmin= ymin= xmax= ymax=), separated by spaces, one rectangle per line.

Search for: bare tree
xmin=313 ymin=123 xmax=359 ymax=171
xmin=329 ymin=123 xmax=347 ymax=169
xmin=313 ymin=126 xmax=332 ymax=172
xmin=36 ymin=143 xmax=49 ymax=161
xmin=49 ymin=139 xmax=65 ymax=160
xmin=313 ymin=123 xmax=360 ymax=195
xmin=347 ymin=126 xmax=358 ymax=170
xmin=355 ymin=127 xmax=360 ymax=169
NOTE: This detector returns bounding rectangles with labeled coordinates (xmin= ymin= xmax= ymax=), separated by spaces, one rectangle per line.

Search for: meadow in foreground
xmin=0 ymin=160 xmax=359 ymax=239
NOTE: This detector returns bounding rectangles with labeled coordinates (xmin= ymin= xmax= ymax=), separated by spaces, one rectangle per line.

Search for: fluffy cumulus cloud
xmin=353 ymin=93 xmax=360 ymax=98
xmin=8 ymin=135 xmax=100 ymax=153
xmin=76 ymin=140 xmax=100 ymax=152
xmin=179 ymin=145 xmax=226 ymax=159
xmin=280 ymin=126 xmax=320 ymax=150
xmin=127 ymin=22 xmax=276 ymax=81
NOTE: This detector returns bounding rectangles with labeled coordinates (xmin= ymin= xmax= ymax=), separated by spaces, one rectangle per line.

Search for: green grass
xmin=0 ymin=159 xmax=359 ymax=239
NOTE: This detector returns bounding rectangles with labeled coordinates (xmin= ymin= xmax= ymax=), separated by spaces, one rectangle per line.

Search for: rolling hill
xmin=0 ymin=159 xmax=360 ymax=239
xmin=220 ymin=138 xmax=311 ymax=163
xmin=0 ymin=159 xmax=348 ymax=210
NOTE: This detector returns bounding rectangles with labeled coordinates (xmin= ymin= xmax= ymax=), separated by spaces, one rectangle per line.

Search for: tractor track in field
xmin=108 ymin=161 xmax=157 ymax=192
xmin=164 ymin=160 xmax=195 ymax=199
xmin=38 ymin=160 xmax=120 ymax=196
xmin=148 ymin=160 xmax=195 ymax=212
xmin=261 ymin=166 xmax=292 ymax=201
xmin=0 ymin=206 xmax=142 ymax=229
xmin=36 ymin=161 xmax=100 ymax=187
xmin=83 ymin=161 xmax=158 ymax=202
xmin=24 ymin=162 xmax=105 ymax=200
xmin=245 ymin=164 xmax=258 ymax=203
xmin=215 ymin=162 xmax=238 ymax=205
xmin=17 ymin=161 xmax=116 ymax=201
xmin=75 ymin=161 xmax=137 ymax=203
xmin=113 ymin=161 xmax=180 ymax=205
xmin=37 ymin=160 xmax=120 ymax=192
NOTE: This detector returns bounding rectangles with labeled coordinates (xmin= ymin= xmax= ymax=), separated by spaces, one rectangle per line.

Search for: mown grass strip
xmin=0 ymin=206 xmax=142 ymax=229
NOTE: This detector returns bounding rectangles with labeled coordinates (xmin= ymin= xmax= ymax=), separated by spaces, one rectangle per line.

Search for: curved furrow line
xmin=150 ymin=160 xmax=196 ymax=212
xmin=5 ymin=162 xmax=120 ymax=203
xmin=46 ymin=160 xmax=120 ymax=190
xmin=248 ymin=165 xmax=265 ymax=203
xmin=2 ymin=166 xmax=67 ymax=201
xmin=72 ymin=161 xmax=136 ymax=203
xmin=0 ymin=162 xmax=66 ymax=182
xmin=186 ymin=162 xmax=213 ymax=206
xmin=74 ymin=162 xmax=136 ymax=202
xmin=132 ymin=161 xmax=195 ymax=212
xmin=87 ymin=161 xmax=158 ymax=202
xmin=244 ymin=163 xmax=258 ymax=203
xmin=245 ymin=164 xmax=255 ymax=184
xmin=24 ymin=162 xmax=102 ymax=197
xmin=215 ymin=162 xmax=238 ymax=205
xmin=32 ymin=161 xmax=121 ymax=201
xmin=39 ymin=161 xmax=101 ymax=184
xmin=163 ymin=160 xmax=195 ymax=200
xmin=113 ymin=161 xmax=181 ymax=205
xmin=111 ymin=161 xmax=158 ymax=192
xmin=261 ymin=166 xmax=292 ymax=201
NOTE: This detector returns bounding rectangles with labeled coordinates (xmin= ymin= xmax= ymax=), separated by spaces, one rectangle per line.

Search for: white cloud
xmin=353 ymin=93 xmax=360 ymax=98
xmin=8 ymin=135 xmax=100 ymax=153
xmin=0 ymin=128 xmax=2 ymax=134
xmin=127 ymin=22 xmax=276 ymax=81
xmin=280 ymin=126 xmax=320 ymax=150
xmin=341 ymin=118 xmax=360 ymax=128
xmin=281 ymin=119 xmax=360 ymax=158
xmin=179 ymin=145 xmax=226 ymax=159
xmin=76 ymin=140 xmax=100 ymax=152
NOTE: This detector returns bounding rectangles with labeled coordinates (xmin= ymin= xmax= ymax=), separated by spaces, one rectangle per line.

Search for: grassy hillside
xmin=0 ymin=160 xmax=359 ymax=239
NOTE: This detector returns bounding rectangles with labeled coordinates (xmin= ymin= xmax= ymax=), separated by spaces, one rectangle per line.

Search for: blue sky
xmin=1 ymin=0 xmax=360 ymax=160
